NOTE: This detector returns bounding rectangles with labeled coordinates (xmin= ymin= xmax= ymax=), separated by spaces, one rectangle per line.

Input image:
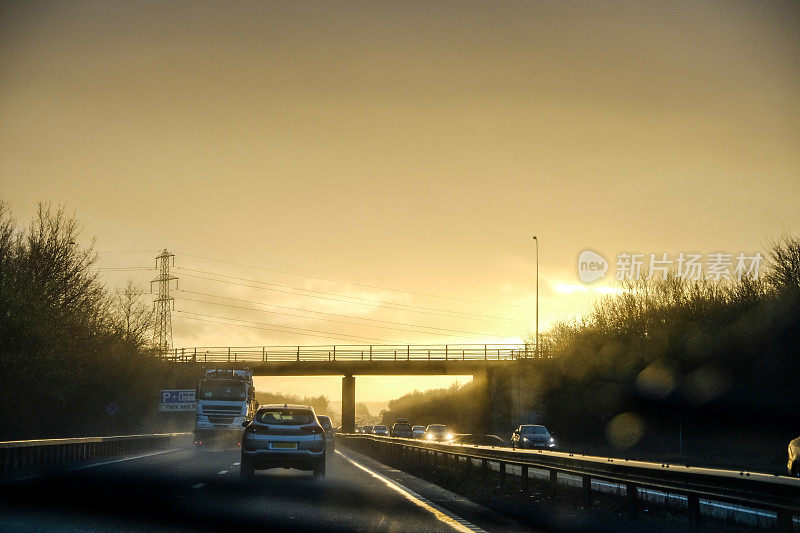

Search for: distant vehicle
xmin=195 ymin=368 xmax=256 ymax=446
xmin=241 ymin=404 xmax=326 ymax=479
xmin=424 ymin=424 xmax=454 ymax=442
xmin=453 ymin=434 xmax=505 ymax=446
xmin=411 ymin=425 xmax=426 ymax=439
xmin=362 ymin=425 xmax=374 ymax=434
xmin=395 ymin=417 xmax=409 ymax=424
xmin=373 ymin=425 xmax=389 ymax=436
xmin=789 ymin=436 xmax=800 ymax=477
xmin=511 ymin=425 xmax=556 ymax=449
xmin=316 ymin=414 xmax=335 ymax=452
xmin=391 ymin=420 xmax=413 ymax=438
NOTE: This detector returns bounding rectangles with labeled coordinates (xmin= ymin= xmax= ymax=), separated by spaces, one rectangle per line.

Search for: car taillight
xmin=301 ymin=425 xmax=323 ymax=434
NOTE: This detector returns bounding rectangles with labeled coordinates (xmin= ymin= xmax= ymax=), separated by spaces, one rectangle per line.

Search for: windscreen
xmin=522 ymin=426 xmax=549 ymax=435
xmin=428 ymin=425 xmax=446 ymax=432
xmin=317 ymin=416 xmax=332 ymax=429
xmin=198 ymin=379 xmax=247 ymax=401
xmin=255 ymin=408 xmax=315 ymax=425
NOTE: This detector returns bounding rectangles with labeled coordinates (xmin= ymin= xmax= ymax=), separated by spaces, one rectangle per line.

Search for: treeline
xmin=380 ymin=382 xmax=481 ymax=432
xmin=0 ymin=202 xmax=194 ymax=440
xmin=254 ymin=392 xmax=330 ymax=416
xmin=381 ymin=235 xmax=800 ymax=470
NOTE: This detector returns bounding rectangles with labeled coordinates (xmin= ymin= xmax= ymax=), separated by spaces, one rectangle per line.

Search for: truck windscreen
xmin=199 ymin=380 xmax=247 ymax=400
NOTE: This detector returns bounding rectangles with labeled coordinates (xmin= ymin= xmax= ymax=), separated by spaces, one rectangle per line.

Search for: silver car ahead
xmin=241 ymin=404 xmax=326 ymax=479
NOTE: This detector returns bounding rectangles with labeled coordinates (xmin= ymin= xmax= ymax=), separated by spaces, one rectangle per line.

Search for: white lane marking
xmin=336 ymin=450 xmax=486 ymax=533
xmin=217 ymin=470 xmax=228 ymax=475
xmin=192 ymin=483 xmax=206 ymax=489
xmin=9 ymin=448 xmax=182 ymax=481
xmin=233 ymin=462 xmax=240 ymax=466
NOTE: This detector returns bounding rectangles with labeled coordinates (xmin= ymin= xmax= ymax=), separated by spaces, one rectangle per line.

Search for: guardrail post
xmin=481 ymin=458 xmax=488 ymax=479
xmin=521 ymin=464 xmax=529 ymax=491
xmin=407 ymin=345 xmax=410 ymax=360
xmin=369 ymin=345 xmax=372 ymax=361
xmin=484 ymin=345 xmax=487 ymax=360
xmin=549 ymin=469 xmax=558 ymax=497
xmin=498 ymin=461 xmax=505 ymax=484
xmin=445 ymin=345 xmax=448 ymax=361
xmin=227 ymin=347 xmax=231 ymax=363
xmin=776 ymin=510 xmax=793 ymax=532
xmin=582 ymin=476 xmax=592 ymax=508
xmin=687 ymin=494 xmax=702 ymax=530
xmin=262 ymin=346 xmax=265 ymax=362
xmin=626 ymin=483 xmax=638 ymax=518
xmin=333 ymin=345 xmax=336 ymax=361
xmin=297 ymin=346 xmax=300 ymax=361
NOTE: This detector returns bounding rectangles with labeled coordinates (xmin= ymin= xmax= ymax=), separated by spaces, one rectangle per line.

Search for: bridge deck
xmin=163 ymin=344 xmax=533 ymax=375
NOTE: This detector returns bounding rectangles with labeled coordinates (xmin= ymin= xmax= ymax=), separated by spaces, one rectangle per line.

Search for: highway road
xmin=0 ymin=444 xmax=532 ymax=532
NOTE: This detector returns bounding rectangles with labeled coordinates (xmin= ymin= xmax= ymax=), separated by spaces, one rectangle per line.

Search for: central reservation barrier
xmin=337 ymin=434 xmax=800 ymax=531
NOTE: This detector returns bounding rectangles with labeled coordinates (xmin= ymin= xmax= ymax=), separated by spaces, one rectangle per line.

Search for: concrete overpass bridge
xmin=165 ymin=344 xmax=533 ymax=433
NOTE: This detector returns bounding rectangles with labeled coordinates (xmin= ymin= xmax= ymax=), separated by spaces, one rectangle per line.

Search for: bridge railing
xmin=337 ymin=434 xmax=800 ymax=531
xmin=163 ymin=343 xmax=539 ymax=363
xmin=0 ymin=433 xmax=191 ymax=475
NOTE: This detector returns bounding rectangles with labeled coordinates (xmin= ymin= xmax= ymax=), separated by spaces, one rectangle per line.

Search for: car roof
xmin=258 ymin=404 xmax=314 ymax=411
xmin=317 ymin=414 xmax=331 ymax=420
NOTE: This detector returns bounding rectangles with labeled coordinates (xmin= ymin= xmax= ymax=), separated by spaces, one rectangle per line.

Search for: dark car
xmin=453 ymin=434 xmax=505 ymax=446
xmin=391 ymin=421 xmax=413 ymax=438
xmin=789 ymin=436 xmax=800 ymax=477
xmin=511 ymin=425 xmax=556 ymax=449
xmin=316 ymin=414 xmax=335 ymax=452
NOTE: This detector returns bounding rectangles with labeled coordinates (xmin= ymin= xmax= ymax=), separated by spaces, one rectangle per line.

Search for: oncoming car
xmin=241 ymin=404 xmax=326 ymax=479
xmin=511 ymin=425 xmax=556 ymax=449
xmin=411 ymin=425 xmax=426 ymax=439
xmin=424 ymin=425 xmax=454 ymax=442
xmin=373 ymin=425 xmax=389 ymax=436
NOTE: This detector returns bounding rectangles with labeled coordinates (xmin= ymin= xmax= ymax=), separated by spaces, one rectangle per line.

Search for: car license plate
xmin=271 ymin=441 xmax=297 ymax=450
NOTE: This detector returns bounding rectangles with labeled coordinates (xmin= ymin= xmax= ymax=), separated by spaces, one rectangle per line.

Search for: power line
xmin=174 ymin=310 xmax=395 ymax=343
xmin=175 ymin=294 xmax=491 ymax=340
xmin=176 ymin=289 xmax=506 ymax=337
xmin=175 ymin=251 xmax=529 ymax=310
xmin=175 ymin=268 xmax=523 ymax=324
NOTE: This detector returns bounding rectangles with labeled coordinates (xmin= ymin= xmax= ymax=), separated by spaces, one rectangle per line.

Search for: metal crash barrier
xmin=0 ymin=433 xmax=191 ymax=474
xmin=337 ymin=434 xmax=800 ymax=531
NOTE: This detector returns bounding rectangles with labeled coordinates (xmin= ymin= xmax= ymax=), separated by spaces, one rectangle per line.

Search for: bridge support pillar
xmin=342 ymin=374 xmax=356 ymax=433
xmin=474 ymin=369 xmax=495 ymax=435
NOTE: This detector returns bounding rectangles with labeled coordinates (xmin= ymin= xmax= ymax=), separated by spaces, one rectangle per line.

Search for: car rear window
xmin=317 ymin=416 xmax=332 ymax=429
xmin=255 ymin=409 xmax=315 ymax=425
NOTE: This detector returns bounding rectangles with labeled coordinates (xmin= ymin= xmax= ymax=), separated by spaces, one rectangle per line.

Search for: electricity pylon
xmin=151 ymin=249 xmax=177 ymax=357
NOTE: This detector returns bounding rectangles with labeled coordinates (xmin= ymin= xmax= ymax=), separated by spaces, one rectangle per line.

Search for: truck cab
xmin=195 ymin=368 xmax=256 ymax=446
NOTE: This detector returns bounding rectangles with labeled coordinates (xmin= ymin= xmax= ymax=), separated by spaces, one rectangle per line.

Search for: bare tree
xmin=112 ymin=278 xmax=153 ymax=352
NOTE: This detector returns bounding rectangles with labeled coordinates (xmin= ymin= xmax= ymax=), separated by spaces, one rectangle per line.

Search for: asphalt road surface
xmin=0 ymin=445 xmax=533 ymax=532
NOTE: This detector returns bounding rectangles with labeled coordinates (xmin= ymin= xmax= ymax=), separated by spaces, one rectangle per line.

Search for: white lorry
xmin=195 ymin=368 xmax=256 ymax=446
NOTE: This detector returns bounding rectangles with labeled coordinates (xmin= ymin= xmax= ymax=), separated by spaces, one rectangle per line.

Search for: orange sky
xmin=2 ymin=2 xmax=798 ymax=400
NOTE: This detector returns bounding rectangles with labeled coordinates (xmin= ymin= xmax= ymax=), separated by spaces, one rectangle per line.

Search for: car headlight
xmin=445 ymin=433 xmax=454 ymax=440
xmin=522 ymin=437 xmax=529 ymax=442
xmin=426 ymin=434 xmax=434 ymax=440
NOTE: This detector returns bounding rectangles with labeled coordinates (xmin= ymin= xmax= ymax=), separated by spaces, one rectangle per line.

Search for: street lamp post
xmin=532 ymin=235 xmax=539 ymax=357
